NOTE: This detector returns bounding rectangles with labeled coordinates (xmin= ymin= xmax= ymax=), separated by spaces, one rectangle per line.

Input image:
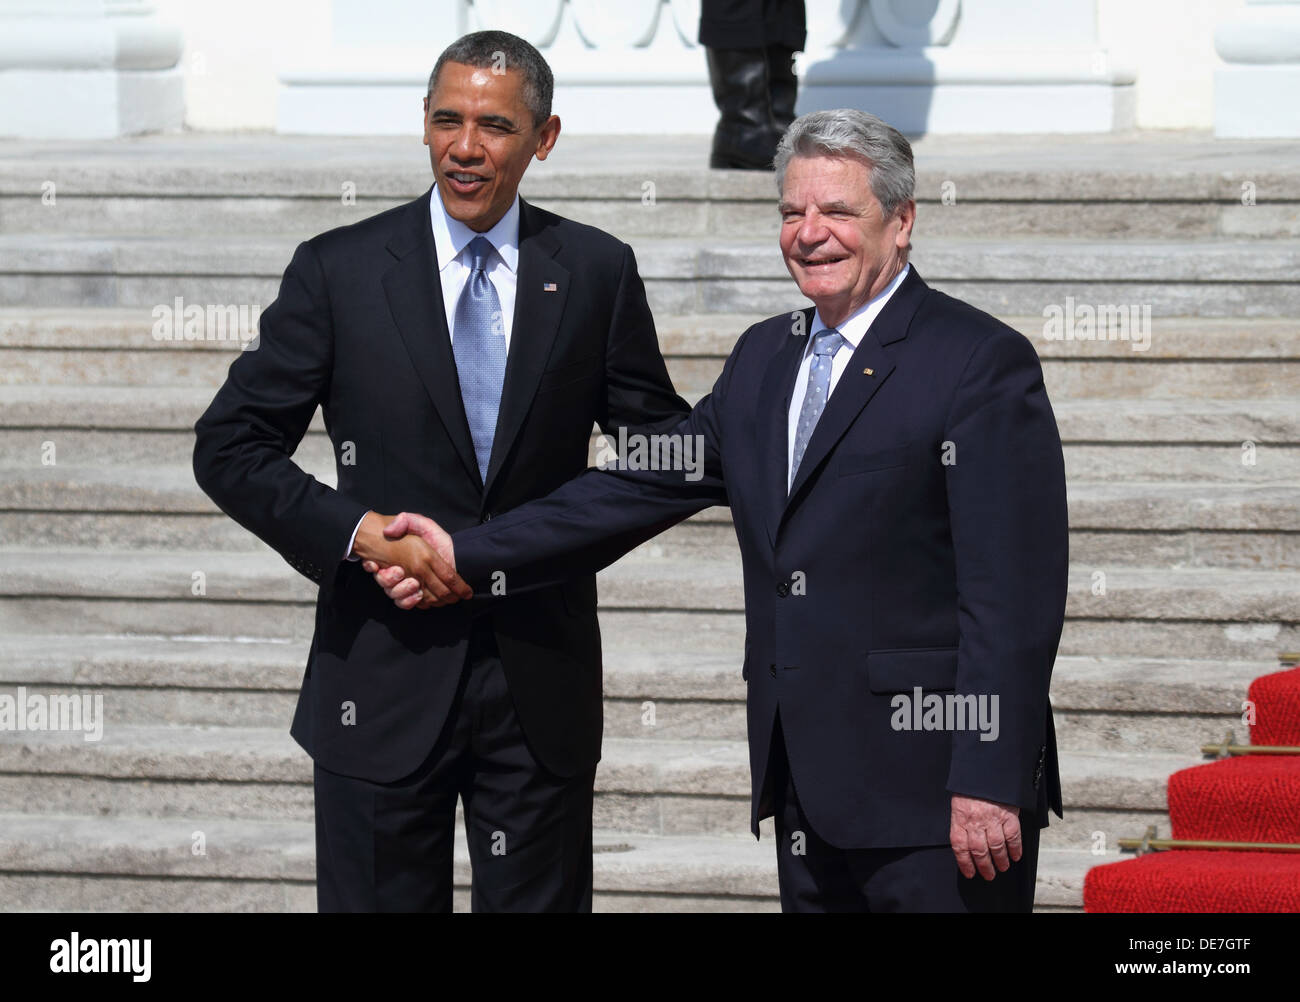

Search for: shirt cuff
xmin=344 ymin=511 xmax=369 ymax=561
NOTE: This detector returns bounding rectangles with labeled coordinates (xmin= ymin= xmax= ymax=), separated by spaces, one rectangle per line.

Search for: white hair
xmin=774 ymin=109 xmax=915 ymax=218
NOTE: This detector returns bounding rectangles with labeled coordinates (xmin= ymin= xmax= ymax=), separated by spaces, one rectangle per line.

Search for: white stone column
xmin=0 ymin=0 xmax=183 ymax=138
xmin=1215 ymin=0 xmax=1300 ymax=137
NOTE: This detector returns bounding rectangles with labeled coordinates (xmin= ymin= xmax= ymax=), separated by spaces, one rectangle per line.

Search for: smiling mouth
xmin=799 ymin=256 xmax=846 ymax=268
xmin=444 ymin=170 xmax=489 ymax=194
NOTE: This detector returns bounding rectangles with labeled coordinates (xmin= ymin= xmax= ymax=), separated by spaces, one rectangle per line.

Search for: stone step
xmin=0 ymin=714 xmax=1199 ymax=846
xmin=0 ymin=548 xmax=1296 ymax=619
xmin=7 ymin=188 xmax=1298 ymax=243
xmin=2 ymin=471 xmax=1296 ymax=569
xmin=0 ymin=813 xmax=788 ymax=912
xmin=1 ymin=130 xmax=1296 ymax=243
xmin=4 ymin=387 xmax=1295 ymax=481
xmin=0 ymin=550 xmax=1295 ymax=657
xmin=6 ymin=332 xmax=1299 ymax=403
xmin=5 ymin=349 xmax=1300 ymax=407
xmin=7 ymin=427 xmax=1295 ymax=483
xmin=5 ymin=308 xmax=1298 ymax=368
xmin=0 ymin=632 xmax=1271 ymax=749
xmin=0 ymin=808 xmax=1101 ymax=911
xmin=4 ymin=468 xmax=1293 ymax=531
xmin=9 ymin=388 xmax=1296 ymax=441
xmin=0 ymin=592 xmax=1289 ymax=663
xmin=5 ymin=234 xmax=1299 ymax=317
xmin=7 ymin=305 xmax=1294 ymax=403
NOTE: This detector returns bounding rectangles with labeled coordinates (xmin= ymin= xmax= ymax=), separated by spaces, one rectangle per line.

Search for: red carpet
xmin=1168 ymin=756 xmax=1300 ymax=843
xmin=1084 ymin=851 xmax=1300 ymax=912
xmin=1084 ymin=664 xmax=1300 ymax=912
xmin=1248 ymin=666 xmax=1300 ymax=746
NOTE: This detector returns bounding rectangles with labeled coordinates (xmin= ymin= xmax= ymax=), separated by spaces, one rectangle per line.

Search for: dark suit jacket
xmin=452 ymin=267 xmax=1069 ymax=849
xmin=193 ymin=189 xmax=690 ymax=783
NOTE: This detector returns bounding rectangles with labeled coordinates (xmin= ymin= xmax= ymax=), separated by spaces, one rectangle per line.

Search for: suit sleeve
xmin=598 ymin=242 xmax=693 ymax=435
xmin=453 ymin=326 xmax=755 ymax=597
xmin=192 ymin=240 xmax=368 ymax=583
xmin=942 ymin=327 xmax=1069 ymax=813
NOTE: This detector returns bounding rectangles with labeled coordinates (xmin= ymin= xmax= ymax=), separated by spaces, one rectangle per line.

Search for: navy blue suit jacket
xmin=453 ymin=266 xmax=1069 ymax=849
xmin=193 ymin=191 xmax=689 ymax=784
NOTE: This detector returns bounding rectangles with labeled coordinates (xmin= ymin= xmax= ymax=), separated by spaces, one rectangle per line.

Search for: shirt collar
xmin=429 ymin=184 xmax=521 ymax=274
xmin=809 ymin=263 xmax=910 ymax=351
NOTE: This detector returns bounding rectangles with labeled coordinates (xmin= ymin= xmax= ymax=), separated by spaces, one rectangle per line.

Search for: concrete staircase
xmin=0 ymin=133 xmax=1296 ymax=911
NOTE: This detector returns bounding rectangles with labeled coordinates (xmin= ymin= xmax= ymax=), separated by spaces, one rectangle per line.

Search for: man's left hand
xmin=950 ymin=795 xmax=1022 ymax=880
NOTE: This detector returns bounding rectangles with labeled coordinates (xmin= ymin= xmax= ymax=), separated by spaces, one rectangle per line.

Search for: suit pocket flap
xmin=866 ymin=646 xmax=958 ymax=693
xmin=839 ymin=444 xmax=910 ymax=476
xmin=536 ymin=353 xmax=603 ymax=393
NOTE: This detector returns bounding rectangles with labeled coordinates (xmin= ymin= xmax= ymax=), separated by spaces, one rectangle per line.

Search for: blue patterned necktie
xmin=790 ymin=327 xmax=846 ymax=486
xmin=453 ymin=235 xmax=507 ymax=484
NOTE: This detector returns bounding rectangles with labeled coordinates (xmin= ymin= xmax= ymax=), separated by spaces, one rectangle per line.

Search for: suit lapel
xmin=780 ymin=267 xmax=930 ymax=522
xmin=761 ymin=309 xmax=816 ymax=547
xmin=482 ymin=198 xmax=569 ymax=498
xmin=382 ymin=187 xmax=480 ymax=486
xmin=783 ymin=338 xmax=896 ymax=503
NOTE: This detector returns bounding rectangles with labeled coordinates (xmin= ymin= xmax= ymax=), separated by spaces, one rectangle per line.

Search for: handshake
xmin=351 ymin=511 xmax=471 ymax=609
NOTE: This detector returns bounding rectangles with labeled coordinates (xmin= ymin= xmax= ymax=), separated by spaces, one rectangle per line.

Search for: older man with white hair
xmin=370 ymin=109 xmax=1070 ymax=912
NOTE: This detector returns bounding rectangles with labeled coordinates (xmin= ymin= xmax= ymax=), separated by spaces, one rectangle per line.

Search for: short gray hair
xmin=428 ymin=30 xmax=553 ymax=127
xmin=774 ymin=109 xmax=915 ymax=218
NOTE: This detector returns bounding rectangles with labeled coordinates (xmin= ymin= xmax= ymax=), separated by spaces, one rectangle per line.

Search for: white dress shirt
xmin=429 ymin=182 xmax=520 ymax=351
xmin=787 ymin=264 xmax=910 ymax=489
xmin=344 ymin=185 xmax=522 ymax=558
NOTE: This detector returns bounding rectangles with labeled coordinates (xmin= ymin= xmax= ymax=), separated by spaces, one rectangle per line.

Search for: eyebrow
xmin=777 ymin=199 xmax=858 ymax=214
xmin=429 ymin=108 xmax=520 ymax=131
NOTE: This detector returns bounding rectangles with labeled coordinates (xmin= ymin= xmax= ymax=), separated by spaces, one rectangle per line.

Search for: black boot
xmin=706 ymin=47 xmax=779 ymax=170
xmin=767 ymin=44 xmax=798 ymax=135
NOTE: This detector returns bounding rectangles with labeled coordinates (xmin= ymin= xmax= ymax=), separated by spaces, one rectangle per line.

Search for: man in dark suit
xmin=371 ymin=109 xmax=1069 ymax=911
xmin=192 ymin=30 xmax=690 ymax=912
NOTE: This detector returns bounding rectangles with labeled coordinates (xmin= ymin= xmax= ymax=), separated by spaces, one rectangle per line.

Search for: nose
xmin=449 ymin=125 xmax=482 ymax=163
xmin=796 ymin=209 xmax=828 ymax=250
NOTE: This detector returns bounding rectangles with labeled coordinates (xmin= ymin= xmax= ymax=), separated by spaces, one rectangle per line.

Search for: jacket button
xmin=776 ymin=582 xmax=789 ymax=597
xmin=769 ymin=664 xmax=777 ymax=678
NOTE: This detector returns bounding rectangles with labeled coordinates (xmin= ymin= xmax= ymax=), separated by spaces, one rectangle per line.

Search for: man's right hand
xmin=352 ymin=511 xmax=469 ymax=608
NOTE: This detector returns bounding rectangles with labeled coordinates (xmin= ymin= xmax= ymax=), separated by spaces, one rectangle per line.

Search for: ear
xmin=534 ymin=115 xmax=561 ymax=161
xmin=422 ymin=96 xmax=431 ymax=146
xmin=893 ymin=198 xmax=916 ymax=249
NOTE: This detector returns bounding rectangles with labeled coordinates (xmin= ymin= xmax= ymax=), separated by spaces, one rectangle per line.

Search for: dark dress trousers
xmin=699 ymin=0 xmax=807 ymax=50
xmin=193 ymin=189 xmax=690 ymax=910
xmin=451 ymin=267 xmax=1069 ymax=910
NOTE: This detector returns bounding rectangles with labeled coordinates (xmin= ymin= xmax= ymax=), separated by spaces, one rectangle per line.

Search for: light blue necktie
xmin=453 ymin=235 xmax=507 ymax=484
xmin=790 ymin=327 xmax=846 ymax=485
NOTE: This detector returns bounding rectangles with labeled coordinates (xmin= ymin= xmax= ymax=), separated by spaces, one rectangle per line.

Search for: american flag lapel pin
xmin=543 ymin=282 xmax=557 ymax=292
